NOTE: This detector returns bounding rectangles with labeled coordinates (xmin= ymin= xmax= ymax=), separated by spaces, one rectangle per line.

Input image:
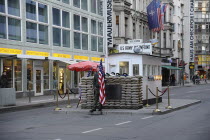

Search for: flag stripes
xmin=98 ymin=59 xmax=106 ymax=105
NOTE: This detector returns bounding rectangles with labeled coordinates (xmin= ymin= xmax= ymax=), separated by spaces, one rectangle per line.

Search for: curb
xmin=0 ymin=99 xmax=79 ymax=114
xmin=153 ymin=100 xmax=201 ymax=115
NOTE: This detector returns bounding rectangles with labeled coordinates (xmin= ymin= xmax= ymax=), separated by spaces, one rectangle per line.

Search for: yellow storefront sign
xmin=74 ymin=55 xmax=89 ymax=61
xmin=26 ymin=51 xmax=49 ymax=57
xmin=91 ymin=57 xmax=104 ymax=62
xmin=0 ymin=48 xmax=22 ymax=54
xmin=53 ymin=53 xmax=71 ymax=58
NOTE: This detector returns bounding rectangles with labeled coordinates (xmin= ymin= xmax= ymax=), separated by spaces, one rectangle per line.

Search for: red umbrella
xmin=67 ymin=61 xmax=99 ymax=72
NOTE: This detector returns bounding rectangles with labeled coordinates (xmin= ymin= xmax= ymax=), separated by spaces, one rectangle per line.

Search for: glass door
xmin=34 ymin=67 xmax=43 ymax=96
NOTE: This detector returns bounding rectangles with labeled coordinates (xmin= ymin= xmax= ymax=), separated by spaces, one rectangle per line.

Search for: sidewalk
xmin=0 ymin=94 xmax=80 ymax=113
xmin=55 ymin=99 xmax=201 ymax=115
xmin=163 ymin=80 xmax=210 ymax=89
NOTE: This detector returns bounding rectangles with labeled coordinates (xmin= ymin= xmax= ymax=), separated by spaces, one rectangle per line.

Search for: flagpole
xmin=159 ymin=31 xmax=161 ymax=57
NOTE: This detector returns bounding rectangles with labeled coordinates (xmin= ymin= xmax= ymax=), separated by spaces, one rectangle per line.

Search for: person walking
xmin=204 ymin=74 xmax=207 ymax=83
xmin=0 ymin=72 xmax=9 ymax=88
xmin=90 ymin=66 xmax=102 ymax=113
xmin=170 ymin=74 xmax=176 ymax=86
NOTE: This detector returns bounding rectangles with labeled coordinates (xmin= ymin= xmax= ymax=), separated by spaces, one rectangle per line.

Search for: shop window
xmin=91 ymin=35 xmax=97 ymax=51
xmin=3 ymin=59 xmax=13 ymax=88
xmin=8 ymin=0 xmax=20 ymax=17
xmin=133 ymin=64 xmax=139 ymax=76
xmin=14 ymin=60 xmax=22 ymax=91
xmin=27 ymin=60 xmax=33 ymax=91
xmin=43 ymin=61 xmax=49 ymax=90
xmin=119 ymin=61 xmax=129 ymax=74
xmin=74 ymin=71 xmax=78 ymax=87
xmin=53 ymin=62 xmax=58 ymax=89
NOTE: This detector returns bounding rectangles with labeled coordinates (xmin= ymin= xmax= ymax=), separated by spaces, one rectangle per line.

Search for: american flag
xmin=98 ymin=59 xmax=106 ymax=105
xmin=159 ymin=4 xmax=168 ymax=30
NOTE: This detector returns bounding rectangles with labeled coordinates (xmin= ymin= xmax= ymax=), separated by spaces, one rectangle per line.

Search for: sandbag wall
xmin=80 ymin=76 xmax=143 ymax=109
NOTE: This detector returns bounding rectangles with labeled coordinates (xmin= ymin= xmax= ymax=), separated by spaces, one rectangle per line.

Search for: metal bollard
xmin=66 ymin=89 xmax=72 ymax=108
xmin=166 ymin=85 xmax=172 ymax=109
xmin=54 ymin=90 xmax=61 ymax=111
xmin=145 ymin=85 xmax=150 ymax=107
xmin=154 ymin=87 xmax=161 ymax=113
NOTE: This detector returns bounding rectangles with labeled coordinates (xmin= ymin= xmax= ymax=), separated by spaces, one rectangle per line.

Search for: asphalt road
xmin=0 ymin=84 xmax=210 ymax=140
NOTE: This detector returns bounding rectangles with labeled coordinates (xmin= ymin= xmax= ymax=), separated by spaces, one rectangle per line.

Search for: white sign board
xmin=119 ymin=43 xmax=152 ymax=55
xmin=189 ymin=0 xmax=194 ymax=62
xmin=106 ymin=0 xmax=113 ymax=47
xmin=127 ymin=39 xmax=143 ymax=44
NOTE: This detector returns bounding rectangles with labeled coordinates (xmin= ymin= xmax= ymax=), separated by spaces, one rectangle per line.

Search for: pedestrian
xmin=0 ymin=71 xmax=9 ymax=88
xmin=90 ymin=65 xmax=102 ymax=113
xmin=204 ymin=74 xmax=207 ymax=83
xmin=170 ymin=74 xmax=176 ymax=86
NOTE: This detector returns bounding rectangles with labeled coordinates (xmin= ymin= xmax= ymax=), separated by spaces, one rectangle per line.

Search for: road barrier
xmin=147 ymin=85 xmax=172 ymax=112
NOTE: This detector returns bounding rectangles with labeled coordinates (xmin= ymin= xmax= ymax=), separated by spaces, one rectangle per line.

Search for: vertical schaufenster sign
xmin=189 ymin=0 xmax=194 ymax=62
xmin=106 ymin=0 xmax=113 ymax=47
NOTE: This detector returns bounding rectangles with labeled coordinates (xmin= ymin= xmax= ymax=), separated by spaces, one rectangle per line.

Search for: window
xmin=74 ymin=32 xmax=81 ymax=49
xmin=133 ymin=64 xmax=139 ymax=76
xmin=91 ymin=0 xmax=96 ymax=13
xmin=119 ymin=61 xmax=129 ymax=74
xmin=63 ymin=30 xmax=70 ymax=47
xmin=26 ymin=0 xmax=36 ymax=20
xmin=143 ymin=64 xmax=146 ymax=76
xmin=82 ymin=17 xmax=88 ymax=32
xmin=8 ymin=0 xmax=20 ymax=17
xmin=62 ymin=11 xmax=70 ymax=28
xmin=98 ymin=37 xmax=103 ymax=52
xmin=62 ymin=0 xmax=69 ymax=4
xmin=0 ymin=0 xmax=5 ymax=13
xmin=81 ymin=0 xmax=88 ymax=10
xmin=38 ymin=3 xmax=48 ymax=23
xmin=91 ymin=36 xmax=97 ymax=51
xmin=53 ymin=27 xmax=61 ymax=46
xmin=3 ymin=59 xmax=13 ymax=88
xmin=53 ymin=8 xmax=60 ymax=26
xmin=73 ymin=0 xmax=80 ymax=8
xmin=98 ymin=0 xmax=103 ymax=16
xmin=0 ymin=15 xmax=6 ymax=39
xmin=82 ymin=34 xmax=88 ymax=50
xmin=14 ymin=59 xmax=22 ymax=91
xmin=39 ymin=24 xmax=48 ymax=44
xmin=43 ymin=61 xmax=49 ymax=90
xmin=27 ymin=60 xmax=33 ymax=90
xmin=26 ymin=22 xmax=37 ymax=43
xmin=8 ymin=18 xmax=21 ymax=41
xmin=91 ymin=20 xmax=97 ymax=34
xmin=147 ymin=65 xmax=150 ymax=76
xmin=74 ymin=14 xmax=80 ymax=30
xmin=98 ymin=22 xmax=103 ymax=36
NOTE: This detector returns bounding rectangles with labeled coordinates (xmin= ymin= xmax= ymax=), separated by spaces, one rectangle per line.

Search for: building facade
xmin=194 ymin=0 xmax=210 ymax=78
xmin=0 ymin=0 xmax=106 ymax=97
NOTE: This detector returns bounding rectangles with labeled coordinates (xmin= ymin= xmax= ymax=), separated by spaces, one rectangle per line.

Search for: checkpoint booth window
xmin=119 ymin=61 xmax=129 ymax=74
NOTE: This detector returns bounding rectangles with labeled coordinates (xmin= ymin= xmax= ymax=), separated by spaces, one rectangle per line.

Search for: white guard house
xmin=108 ymin=40 xmax=162 ymax=102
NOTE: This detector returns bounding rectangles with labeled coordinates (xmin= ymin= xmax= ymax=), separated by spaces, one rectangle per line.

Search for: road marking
xmin=82 ymin=128 xmax=103 ymax=134
xmin=186 ymin=89 xmax=210 ymax=93
xmin=54 ymin=139 xmax=61 ymax=140
xmin=115 ymin=121 xmax=132 ymax=126
xmin=32 ymin=99 xmax=54 ymax=103
xmin=141 ymin=116 xmax=153 ymax=120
